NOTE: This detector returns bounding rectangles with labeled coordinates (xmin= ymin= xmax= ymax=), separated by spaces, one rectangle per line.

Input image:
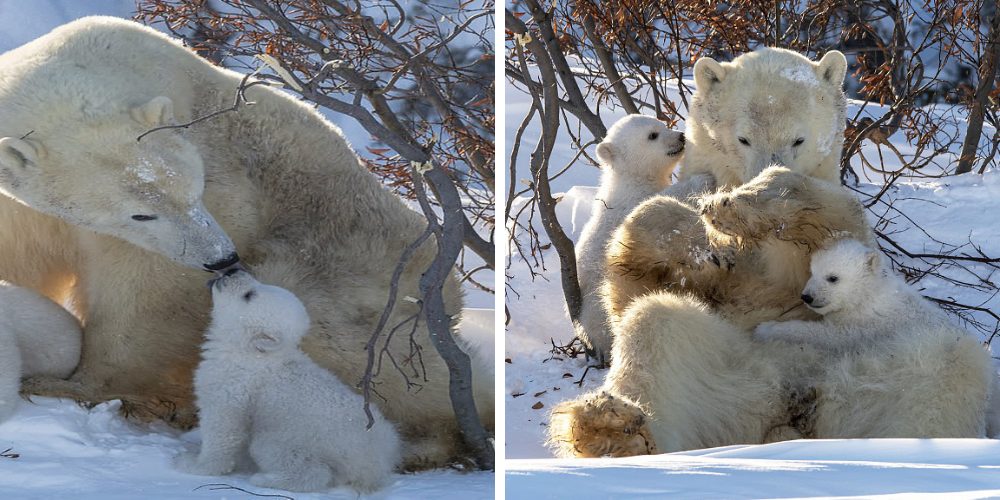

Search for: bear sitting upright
xmin=574 ymin=115 xmax=686 ymax=363
xmin=175 ymin=270 xmax=401 ymax=493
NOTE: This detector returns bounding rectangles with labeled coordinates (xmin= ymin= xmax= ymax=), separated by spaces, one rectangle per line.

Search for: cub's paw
xmin=547 ymin=391 xmax=657 ymax=458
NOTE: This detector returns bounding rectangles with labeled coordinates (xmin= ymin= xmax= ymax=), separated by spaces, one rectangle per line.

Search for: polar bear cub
xmin=175 ymin=270 xmax=401 ymax=492
xmin=755 ymin=238 xmax=999 ymax=438
xmin=0 ymin=282 xmax=82 ymax=423
xmin=575 ymin=114 xmax=685 ymax=362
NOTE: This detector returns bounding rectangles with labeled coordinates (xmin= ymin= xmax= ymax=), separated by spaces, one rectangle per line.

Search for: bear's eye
xmin=826 ymin=275 xmax=839 ymax=283
xmin=243 ymin=291 xmax=256 ymax=302
xmin=793 ymin=137 xmax=805 ymax=147
xmin=131 ymin=214 xmax=158 ymax=221
xmin=648 ymin=132 xmax=659 ymax=140
xmin=738 ymin=137 xmax=750 ymax=146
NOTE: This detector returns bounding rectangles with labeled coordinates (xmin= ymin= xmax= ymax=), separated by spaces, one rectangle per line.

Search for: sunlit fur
xmin=177 ymin=272 xmax=401 ymax=493
xmin=756 ymin=239 xmax=996 ymax=439
xmin=0 ymin=17 xmax=488 ymax=468
xmin=554 ymin=168 xmax=873 ymax=457
xmin=575 ymin=115 xmax=685 ymax=362
xmin=683 ymin=47 xmax=848 ymax=188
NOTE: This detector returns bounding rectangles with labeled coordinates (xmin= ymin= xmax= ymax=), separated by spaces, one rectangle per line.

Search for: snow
xmin=0 ymin=4 xmax=494 ymax=498
xmin=780 ymin=65 xmax=821 ymax=87
xmin=508 ymin=440 xmax=1000 ymax=499
xmin=505 ymin=58 xmax=1000 ymax=496
xmin=0 ymin=398 xmax=492 ymax=500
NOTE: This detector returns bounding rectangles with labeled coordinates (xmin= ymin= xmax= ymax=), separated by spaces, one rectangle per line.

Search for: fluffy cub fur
xmin=0 ymin=282 xmax=81 ymax=422
xmin=575 ymin=115 xmax=685 ymax=363
xmin=756 ymin=239 xmax=996 ymax=439
xmin=175 ymin=271 xmax=401 ymax=493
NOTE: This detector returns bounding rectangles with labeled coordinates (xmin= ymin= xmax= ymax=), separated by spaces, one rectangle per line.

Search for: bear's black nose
xmin=801 ymin=294 xmax=814 ymax=304
xmin=204 ymin=252 xmax=240 ymax=272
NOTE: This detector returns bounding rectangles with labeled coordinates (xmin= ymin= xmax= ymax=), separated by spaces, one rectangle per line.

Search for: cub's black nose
xmin=679 ymin=133 xmax=685 ymax=143
xmin=801 ymin=294 xmax=814 ymax=304
xmin=204 ymin=252 xmax=240 ymax=272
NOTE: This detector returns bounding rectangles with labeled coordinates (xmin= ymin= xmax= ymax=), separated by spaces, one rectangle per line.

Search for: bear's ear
xmin=0 ymin=136 xmax=45 ymax=172
xmin=864 ymin=249 xmax=880 ymax=272
xmin=816 ymin=50 xmax=848 ymax=87
xmin=595 ymin=141 xmax=617 ymax=166
xmin=250 ymin=332 xmax=281 ymax=353
xmin=694 ymin=57 xmax=726 ymax=92
xmin=131 ymin=96 xmax=176 ymax=127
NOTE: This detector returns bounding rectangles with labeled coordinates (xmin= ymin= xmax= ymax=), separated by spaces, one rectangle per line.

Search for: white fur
xmin=176 ymin=271 xmax=401 ymax=493
xmin=756 ymin=239 xmax=995 ymax=438
xmin=0 ymin=18 xmax=485 ymax=462
xmin=0 ymin=282 xmax=81 ymax=422
xmin=576 ymin=115 xmax=685 ymax=361
xmin=683 ymin=48 xmax=848 ymax=188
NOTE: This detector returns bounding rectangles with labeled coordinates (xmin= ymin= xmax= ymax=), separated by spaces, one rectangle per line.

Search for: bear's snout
xmin=204 ymin=252 xmax=241 ymax=272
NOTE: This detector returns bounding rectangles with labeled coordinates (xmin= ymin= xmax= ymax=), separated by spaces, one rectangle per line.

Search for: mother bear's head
xmin=0 ymin=95 xmax=237 ymax=271
xmin=688 ymin=47 xmax=848 ymax=187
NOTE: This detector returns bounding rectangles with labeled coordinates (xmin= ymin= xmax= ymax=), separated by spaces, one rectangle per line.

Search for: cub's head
xmin=207 ymin=269 xmax=311 ymax=354
xmin=596 ymin=114 xmax=684 ymax=182
xmin=0 ymin=96 xmax=237 ymax=271
xmin=801 ymin=239 xmax=880 ymax=315
xmin=690 ymin=48 xmax=847 ymax=186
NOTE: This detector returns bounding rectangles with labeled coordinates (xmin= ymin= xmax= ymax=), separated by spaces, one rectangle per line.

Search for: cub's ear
xmin=864 ymin=250 xmax=880 ymax=272
xmin=693 ymin=57 xmax=726 ymax=92
xmin=816 ymin=50 xmax=848 ymax=87
xmin=0 ymin=136 xmax=45 ymax=171
xmin=595 ymin=141 xmax=617 ymax=166
xmin=131 ymin=96 xmax=176 ymax=127
xmin=250 ymin=332 xmax=281 ymax=353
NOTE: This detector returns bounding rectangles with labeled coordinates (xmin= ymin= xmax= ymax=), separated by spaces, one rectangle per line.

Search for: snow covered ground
xmin=505 ymin=64 xmax=1000 ymax=496
xmin=0 ymin=3 xmax=494 ymax=498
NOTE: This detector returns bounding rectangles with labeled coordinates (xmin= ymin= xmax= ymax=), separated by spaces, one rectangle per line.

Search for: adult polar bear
xmin=549 ymin=48 xmax=873 ymax=457
xmin=553 ymin=47 xmax=991 ymax=457
xmin=0 ymin=17 xmax=490 ymax=467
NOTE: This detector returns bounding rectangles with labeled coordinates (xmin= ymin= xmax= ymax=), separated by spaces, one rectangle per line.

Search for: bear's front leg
xmin=603 ymin=195 xmax=735 ymax=320
xmin=175 ymin=402 xmax=251 ymax=476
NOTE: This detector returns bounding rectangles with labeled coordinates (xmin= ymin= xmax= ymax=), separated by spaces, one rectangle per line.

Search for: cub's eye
xmin=243 ymin=291 xmax=256 ymax=302
xmin=738 ymin=137 xmax=750 ymax=146
xmin=826 ymin=275 xmax=839 ymax=283
xmin=131 ymin=215 xmax=158 ymax=221
xmin=793 ymin=137 xmax=805 ymax=147
xmin=648 ymin=132 xmax=659 ymax=140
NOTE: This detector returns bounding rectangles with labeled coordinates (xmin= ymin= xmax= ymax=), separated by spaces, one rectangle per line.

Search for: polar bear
xmin=0 ymin=17 xmax=488 ymax=468
xmin=550 ymin=167 xmax=873 ymax=457
xmin=574 ymin=115 xmax=685 ymax=362
xmin=755 ymin=239 xmax=995 ymax=439
xmin=0 ymin=282 xmax=81 ymax=422
xmin=175 ymin=270 xmax=400 ymax=493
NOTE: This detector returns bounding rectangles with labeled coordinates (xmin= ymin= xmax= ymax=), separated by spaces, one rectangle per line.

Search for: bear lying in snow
xmin=175 ymin=270 xmax=401 ymax=493
xmin=0 ymin=282 xmax=81 ymax=422
xmin=755 ymin=239 xmax=996 ymax=440
xmin=574 ymin=115 xmax=686 ymax=363
xmin=0 ymin=17 xmax=490 ymax=468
